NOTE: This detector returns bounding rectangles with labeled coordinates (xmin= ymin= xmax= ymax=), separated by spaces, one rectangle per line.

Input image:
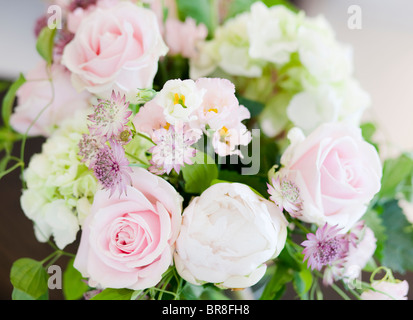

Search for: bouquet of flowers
xmin=2 ymin=0 xmax=412 ymax=301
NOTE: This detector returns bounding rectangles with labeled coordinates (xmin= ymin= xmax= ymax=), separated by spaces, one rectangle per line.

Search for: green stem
xmin=135 ymin=132 xmax=155 ymax=145
xmin=125 ymin=151 xmax=149 ymax=166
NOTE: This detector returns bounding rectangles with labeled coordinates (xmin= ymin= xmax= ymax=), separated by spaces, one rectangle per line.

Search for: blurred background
xmin=0 ymin=0 xmax=412 ymax=300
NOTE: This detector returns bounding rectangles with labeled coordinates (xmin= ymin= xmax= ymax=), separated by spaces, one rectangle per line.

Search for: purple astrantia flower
xmin=88 ymin=91 xmax=133 ymax=143
xmin=267 ymin=175 xmax=303 ymax=217
xmin=149 ymin=123 xmax=201 ymax=175
xmin=91 ymin=141 xmax=133 ymax=197
xmin=302 ymin=223 xmax=350 ymax=271
xmin=78 ymin=133 xmax=103 ymax=166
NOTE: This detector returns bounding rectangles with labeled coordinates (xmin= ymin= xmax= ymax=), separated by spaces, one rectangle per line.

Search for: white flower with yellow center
xmin=154 ymin=79 xmax=205 ymax=125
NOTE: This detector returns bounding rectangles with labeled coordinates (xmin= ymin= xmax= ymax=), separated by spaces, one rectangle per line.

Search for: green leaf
xmin=293 ymin=268 xmax=313 ymax=299
xmin=12 ymin=288 xmax=48 ymax=300
xmin=10 ymin=258 xmax=49 ymax=300
xmin=262 ymin=0 xmax=299 ymax=12
xmin=226 ymin=0 xmax=257 ymax=19
xmin=360 ymin=122 xmax=379 ymax=151
xmin=181 ymin=282 xmax=230 ymax=300
xmin=381 ymin=200 xmax=413 ymax=273
xmin=63 ymin=258 xmax=89 ymax=300
xmin=90 ymin=288 xmax=134 ymax=300
xmin=36 ymin=26 xmax=56 ymax=64
xmin=176 ymin=0 xmax=216 ymax=35
xmin=181 ymin=151 xmax=218 ymax=194
xmin=260 ymin=263 xmax=293 ymax=300
xmin=379 ymin=153 xmax=413 ymax=199
xmin=2 ymin=73 xmax=26 ymax=127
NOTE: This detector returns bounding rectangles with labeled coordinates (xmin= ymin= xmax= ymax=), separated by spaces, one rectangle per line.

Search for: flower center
xmin=173 ymin=93 xmax=186 ymax=108
xmin=314 ymin=238 xmax=342 ymax=266
xmin=281 ymin=180 xmax=301 ymax=203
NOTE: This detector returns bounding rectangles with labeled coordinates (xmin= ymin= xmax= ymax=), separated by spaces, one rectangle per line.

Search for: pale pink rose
xmin=74 ymin=167 xmax=183 ymax=290
xmin=279 ymin=123 xmax=382 ymax=232
xmin=62 ymin=2 xmax=168 ymax=100
xmin=194 ymin=78 xmax=250 ymax=131
xmin=10 ymin=61 xmax=91 ymax=137
xmin=361 ymin=280 xmax=409 ymax=300
xmin=165 ymin=18 xmax=208 ymax=59
xmin=66 ymin=0 xmax=120 ymax=34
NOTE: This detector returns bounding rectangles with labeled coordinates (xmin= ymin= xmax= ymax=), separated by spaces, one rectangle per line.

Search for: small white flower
xmin=212 ymin=125 xmax=251 ymax=158
xmin=154 ymin=79 xmax=205 ymax=124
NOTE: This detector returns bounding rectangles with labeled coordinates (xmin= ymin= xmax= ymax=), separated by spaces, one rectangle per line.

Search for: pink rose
xmin=61 ymin=2 xmax=168 ymax=100
xmin=361 ymin=280 xmax=409 ymax=300
xmin=278 ymin=123 xmax=382 ymax=232
xmin=10 ymin=61 xmax=91 ymax=137
xmin=66 ymin=0 xmax=120 ymax=34
xmin=74 ymin=167 xmax=182 ymax=290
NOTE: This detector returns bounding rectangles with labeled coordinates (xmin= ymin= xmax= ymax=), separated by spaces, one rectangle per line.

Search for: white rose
xmin=248 ymin=2 xmax=302 ymax=65
xmin=174 ymin=183 xmax=288 ymax=289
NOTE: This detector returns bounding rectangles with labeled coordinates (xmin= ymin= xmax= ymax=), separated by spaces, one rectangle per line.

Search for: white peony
xmin=174 ymin=182 xmax=288 ymax=289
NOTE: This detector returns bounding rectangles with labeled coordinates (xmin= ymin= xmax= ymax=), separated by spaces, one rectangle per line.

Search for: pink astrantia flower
xmin=78 ymin=133 xmax=103 ymax=166
xmin=267 ymin=175 xmax=303 ymax=217
xmin=149 ymin=123 xmax=202 ymax=175
xmin=302 ymin=223 xmax=350 ymax=271
xmin=91 ymin=141 xmax=133 ymax=197
xmin=88 ymin=91 xmax=133 ymax=142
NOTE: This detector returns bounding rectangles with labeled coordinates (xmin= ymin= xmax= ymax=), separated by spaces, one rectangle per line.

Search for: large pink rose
xmin=61 ymin=2 xmax=168 ymax=100
xmin=74 ymin=167 xmax=182 ymax=290
xmin=10 ymin=61 xmax=91 ymax=137
xmin=278 ymin=123 xmax=382 ymax=232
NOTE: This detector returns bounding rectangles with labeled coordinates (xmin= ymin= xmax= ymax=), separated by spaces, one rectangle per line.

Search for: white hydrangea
xmin=190 ymin=2 xmax=370 ymax=137
xmin=20 ymin=109 xmax=98 ymax=249
xmin=190 ymin=12 xmax=265 ymax=79
xmin=248 ymin=2 xmax=304 ymax=65
xmin=297 ymin=15 xmax=354 ymax=84
xmin=286 ymin=79 xmax=370 ymax=134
